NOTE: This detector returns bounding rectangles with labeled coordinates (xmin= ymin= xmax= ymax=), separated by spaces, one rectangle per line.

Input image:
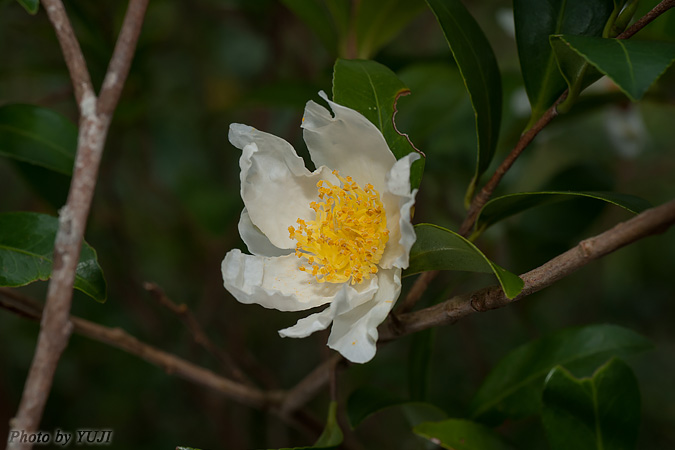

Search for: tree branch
xmin=143 ymin=282 xmax=253 ymax=387
xmin=8 ymin=1 xmax=149 ymax=447
xmin=617 ymin=0 xmax=675 ymax=40
xmin=383 ymin=199 xmax=675 ymax=339
xmin=40 ymin=0 xmax=93 ymax=108
xmin=0 ymin=289 xmax=277 ymax=410
xmin=458 ymin=0 xmax=675 ymax=237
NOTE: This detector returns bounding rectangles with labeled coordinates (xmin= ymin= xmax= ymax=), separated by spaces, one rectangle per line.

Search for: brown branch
xmin=8 ymin=1 xmax=149 ymax=447
xmin=280 ymin=354 xmax=343 ymax=415
xmin=40 ymin=0 xmax=93 ymax=107
xmin=396 ymin=270 xmax=439 ymax=315
xmin=458 ymin=0 xmax=675 ymax=237
xmin=143 ymin=282 xmax=253 ymax=386
xmin=383 ymin=199 xmax=675 ymax=340
xmin=458 ymin=93 xmax=566 ymax=236
xmin=617 ymin=0 xmax=675 ymax=40
xmin=0 ymin=291 xmax=277 ymax=410
xmin=96 ymin=0 xmax=149 ymax=117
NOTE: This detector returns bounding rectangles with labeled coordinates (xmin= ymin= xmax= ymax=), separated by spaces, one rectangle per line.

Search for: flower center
xmin=288 ymin=170 xmax=389 ymax=285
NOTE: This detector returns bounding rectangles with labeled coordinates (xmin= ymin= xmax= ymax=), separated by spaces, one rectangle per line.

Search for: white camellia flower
xmin=221 ymin=91 xmax=419 ymax=363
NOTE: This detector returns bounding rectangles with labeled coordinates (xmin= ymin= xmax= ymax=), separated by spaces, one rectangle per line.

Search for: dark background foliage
xmin=1 ymin=0 xmax=674 ymax=448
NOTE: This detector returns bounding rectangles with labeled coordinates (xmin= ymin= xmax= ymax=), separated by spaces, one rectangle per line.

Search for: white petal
xmin=238 ymin=208 xmax=292 ymax=257
xmin=327 ymin=268 xmax=401 ymax=363
xmin=221 ymin=249 xmax=343 ymax=312
xmin=380 ymin=152 xmax=420 ymax=269
xmin=301 ymin=92 xmax=397 ymax=193
xmin=230 ymin=123 xmax=336 ymax=249
xmin=278 ymin=278 xmax=378 ymax=338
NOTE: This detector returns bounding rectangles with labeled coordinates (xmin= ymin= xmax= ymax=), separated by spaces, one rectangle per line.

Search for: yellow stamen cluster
xmin=288 ymin=171 xmax=389 ymax=285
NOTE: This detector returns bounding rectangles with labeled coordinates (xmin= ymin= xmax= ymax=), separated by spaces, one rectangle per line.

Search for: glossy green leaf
xmin=355 ymin=0 xmax=426 ymax=59
xmin=469 ymin=324 xmax=651 ymax=425
xmin=332 ymin=58 xmax=424 ymax=188
xmin=347 ymin=386 xmax=447 ymax=429
xmin=406 ymin=224 xmax=524 ymax=299
xmin=0 ymin=212 xmax=107 ymax=303
xmin=414 ymin=419 xmax=513 ymax=450
xmin=542 ymin=358 xmax=640 ymax=450
xmin=474 ymin=191 xmax=651 ymax=234
xmin=514 ymin=0 xmax=614 ymax=122
xmin=551 ymin=35 xmax=675 ymax=101
xmin=425 ymin=0 xmax=502 ymax=201
xmin=16 ymin=0 xmax=39 ymax=14
xmin=0 ymin=104 xmax=77 ymax=175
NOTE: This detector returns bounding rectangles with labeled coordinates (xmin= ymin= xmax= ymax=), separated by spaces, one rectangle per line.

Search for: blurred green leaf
xmin=332 ymin=58 xmax=424 ymax=188
xmin=355 ymin=0 xmax=426 ymax=58
xmin=542 ymin=358 xmax=641 ymax=450
xmin=514 ymin=0 xmax=614 ymax=122
xmin=347 ymin=386 xmax=447 ymax=428
xmin=0 ymin=104 xmax=77 ymax=175
xmin=406 ymin=224 xmax=524 ymax=299
xmin=425 ymin=0 xmax=502 ymax=204
xmin=281 ymin=0 xmax=341 ymax=54
xmin=11 ymin=161 xmax=71 ymax=210
xmin=551 ymin=35 xmax=675 ymax=101
xmin=0 ymin=212 xmax=107 ymax=303
xmin=414 ymin=418 xmax=513 ymax=450
xmin=265 ymin=401 xmax=343 ymax=449
xmin=409 ymin=329 xmax=435 ymax=401
xmin=16 ymin=0 xmax=39 ymax=14
xmin=469 ymin=324 xmax=652 ymax=425
xmin=312 ymin=401 xmax=343 ymax=448
xmin=474 ymin=191 xmax=651 ymax=234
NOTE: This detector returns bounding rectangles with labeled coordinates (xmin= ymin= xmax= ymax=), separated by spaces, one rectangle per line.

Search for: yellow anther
xmin=290 ymin=171 xmax=388 ymax=285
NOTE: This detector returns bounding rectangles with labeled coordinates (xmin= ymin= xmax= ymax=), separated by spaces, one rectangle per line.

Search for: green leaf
xmin=0 ymin=212 xmax=107 ymax=303
xmin=406 ymin=224 xmax=524 ymax=299
xmin=414 ymin=419 xmax=513 ymax=450
xmin=0 ymin=104 xmax=77 ymax=175
xmin=11 ymin=161 xmax=71 ymax=210
xmin=347 ymin=386 xmax=447 ymax=429
xmin=474 ymin=191 xmax=651 ymax=235
xmin=354 ymin=0 xmax=427 ymax=59
xmin=551 ymin=35 xmax=675 ymax=101
xmin=469 ymin=324 xmax=652 ymax=425
xmin=332 ymin=58 xmax=424 ymax=188
xmin=425 ymin=0 xmax=502 ymax=202
xmin=514 ymin=0 xmax=614 ymax=123
xmin=542 ymin=358 xmax=641 ymax=450
xmin=16 ymin=0 xmax=39 ymax=14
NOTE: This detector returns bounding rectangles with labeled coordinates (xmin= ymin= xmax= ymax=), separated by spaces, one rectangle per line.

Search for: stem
xmin=383 ymin=199 xmax=675 ymax=339
xmin=8 ymin=1 xmax=149 ymax=447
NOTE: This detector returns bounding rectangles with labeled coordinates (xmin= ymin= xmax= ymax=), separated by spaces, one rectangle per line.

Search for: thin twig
xmin=0 ymin=291 xmax=278 ymax=409
xmin=396 ymin=270 xmax=439 ymax=314
xmin=143 ymin=282 xmax=253 ymax=386
xmin=382 ymin=198 xmax=675 ymax=339
xmin=458 ymin=0 xmax=675 ymax=237
xmin=281 ymin=354 xmax=343 ymax=415
xmin=617 ymin=0 xmax=675 ymax=39
xmin=8 ymin=1 xmax=149 ymax=447
xmin=458 ymin=93 xmax=566 ymax=236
